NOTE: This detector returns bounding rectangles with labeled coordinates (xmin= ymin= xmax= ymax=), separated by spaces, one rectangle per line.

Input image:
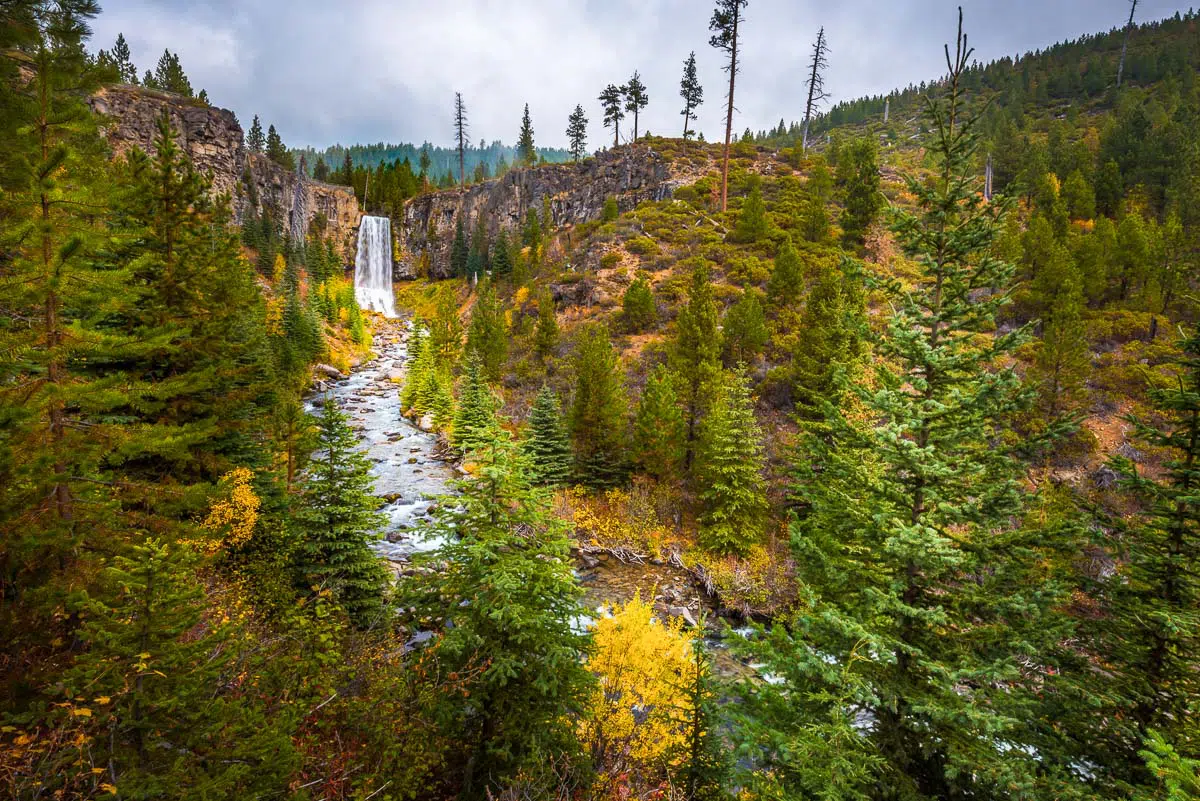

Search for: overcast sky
xmin=92 ymin=1 xmax=1194 ymax=152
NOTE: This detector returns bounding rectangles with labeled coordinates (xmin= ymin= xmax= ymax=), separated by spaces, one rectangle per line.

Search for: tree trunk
xmin=720 ymin=6 xmax=740 ymax=212
xmin=1117 ymin=0 xmax=1139 ymax=88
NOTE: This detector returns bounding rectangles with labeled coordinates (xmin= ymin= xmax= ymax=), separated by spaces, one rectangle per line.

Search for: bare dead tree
xmin=1116 ymin=0 xmax=1139 ymax=88
xmin=709 ymin=0 xmax=748 ymax=212
xmin=454 ymin=92 xmax=468 ymax=186
xmin=801 ymin=26 xmax=830 ymax=154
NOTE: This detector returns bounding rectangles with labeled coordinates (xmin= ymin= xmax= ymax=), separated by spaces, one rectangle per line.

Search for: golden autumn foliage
xmin=201 ymin=468 xmax=261 ymax=552
xmin=582 ymin=593 xmax=696 ymax=789
xmin=564 ymin=485 xmax=681 ymax=559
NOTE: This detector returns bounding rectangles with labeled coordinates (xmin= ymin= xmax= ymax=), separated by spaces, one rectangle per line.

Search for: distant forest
xmin=293 ymin=141 xmax=572 ymax=184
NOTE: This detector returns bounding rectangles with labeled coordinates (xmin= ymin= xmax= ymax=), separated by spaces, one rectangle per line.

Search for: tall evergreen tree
xmin=569 ymin=323 xmax=629 ymax=488
xmin=453 ymin=350 xmax=499 ymax=455
xmin=292 ymin=399 xmax=388 ymax=626
xmin=837 ymin=136 xmax=881 ymax=247
xmin=599 ymin=83 xmax=626 ymax=147
xmin=732 ymin=179 xmax=768 ymax=242
xmin=567 ymin=104 xmax=589 ymax=162
xmin=247 ymin=115 xmax=265 ymax=153
xmin=791 ymin=258 xmax=865 ymax=418
xmin=451 ymin=214 xmax=470 ymax=277
xmin=722 ymin=291 xmax=768 ymax=366
xmin=709 ymin=0 xmax=749 ymax=211
xmin=624 ymin=70 xmax=649 ymax=141
xmin=399 ymin=424 xmax=591 ymax=797
xmin=111 ymin=32 xmax=137 ymax=84
xmin=454 ymin=91 xmax=469 ymax=186
xmin=740 ymin=16 xmax=1077 ymax=797
xmin=467 ymin=214 xmax=489 ymax=279
xmin=801 ymin=27 xmax=831 ymax=153
xmin=152 ymin=48 xmax=192 ymax=96
xmin=695 ymin=371 xmax=767 ymax=555
xmin=490 ymin=229 xmax=513 ymax=278
xmin=679 ymin=51 xmax=705 ymax=140
xmin=517 ymin=103 xmax=537 ymax=167
xmin=265 ymin=124 xmax=294 ymax=170
xmin=523 ymin=385 xmax=574 ymax=487
xmin=621 ymin=275 xmax=657 ymax=332
xmin=1100 ymin=324 xmax=1200 ymax=789
xmin=1032 ymin=266 xmax=1090 ymax=419
xmin=632 ymin=365 xmax=686 ymax=483
xmin=671 ymin=262 xmax=723 ymax=473
xmin=466 ymin=279 xmax=507 ymax=381
xmin=767 ymin=237 xmax=804 ymax=307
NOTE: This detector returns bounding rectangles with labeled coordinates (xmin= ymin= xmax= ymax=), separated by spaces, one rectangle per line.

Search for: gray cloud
xmin=93 ymin=0 xmax=1193 ymax=151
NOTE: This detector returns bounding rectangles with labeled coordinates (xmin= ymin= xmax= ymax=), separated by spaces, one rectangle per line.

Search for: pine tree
xmin=453 ymin=350 xmax=499 ymax=454
xmin=429 ymin=290 xmax=463 ymax=368
xmin=313 ymin=155 xmax=330 ymax=181
xmin=767 ymin=237 xmax=804 ymax=306
xmin=632 ymin=365 xmax=686 ymax=483
xmin=111 ymin=32 xmax=137 ymax=84
xmin=247 ymin=115 xmax=265 ymax=152
xmin=1101 ymin=325 xmax=1200 ymax=787
xmin=732 ymin=179 xmax=768 ymax=242
xmin=837 ymin=136 xmax=881 ymax=247
xmin=625 ymin=70 xmax=649 ymax=141
xmin=671 ymin=262 xmax=723 ymax=473
xmin=792 ymin=258 xmax=865 ymax=418
xmin=722 ymin=290 xmax=767 ymax=366
xmin=696 ymin=371 xmax=767 ymax=555
xmin=534 ymin=289 xmax=560 ymax=361
xmin=679 ymin=51 xmax=705 ymax=140
xmin=454 ymin=92 xmax=469 ymax=186
xmin=709 ymin=0 xmax=749 ymax=211
xmin=466 ymin=279 xmax=507 ymax=381
xmin=491 ymin=229 xmax=513 ymax=277
xmin=399 ymin=424 xmax=591 ymax=797
xmin=265 ymin=124 xmax=294 ymax=170
xmin=741 ymin=17 xmax=1076 ymax=796
xmin=467 ymin=214 xmax=489 ymax=279
xmin=61 ymin=540 xmax=298 ymax=797
xmin=1032 ymin=272 xmax=1090 ymax=419
xmin=800 ymin=27 xmax=831 ymax=153
xmin=451 ymin=214 xmax=470 ymax=277
xmin=600 ymin=83 xmax=626 ymax=147
xmin=621 ymin=275 xmax=657 ymax=332
xmin=567 ymin=104 xmax=589 ymax=162
xmin=401 ymin=325 xmax=432 ymax=413
xmin=153 ymin=48 xmax=193 ymax=96
xmin=570 ymin=323 xmax=629 ymax=488
xmin=523 ymin=385 xmax=574 ymax=486
xmin=292 ymin=399 xmax=388 ymax=626
xmin=675 ymin=636 xmax=731 ymax=800
xmin=517 ymin=103 xmax=537 ymax=167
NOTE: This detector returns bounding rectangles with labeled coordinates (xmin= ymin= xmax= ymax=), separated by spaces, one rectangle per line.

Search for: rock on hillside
xmin=89 ymin=85 xmax=361 ymax=259
xmin=396 ymin=144 xmax=688 ymax=280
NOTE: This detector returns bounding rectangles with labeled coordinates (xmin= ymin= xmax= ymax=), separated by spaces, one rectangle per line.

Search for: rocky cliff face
xmin=89 ymin=86 xmax=360 ymax=260
xmin=396 ymin=145 xmax=686 ymax=280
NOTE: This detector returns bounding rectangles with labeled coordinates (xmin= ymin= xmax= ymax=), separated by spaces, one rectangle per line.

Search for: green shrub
xmin=600 ymin=252 xmax=622 ymax=270
xmin=624 ymin=236 xmax=659 ymax=256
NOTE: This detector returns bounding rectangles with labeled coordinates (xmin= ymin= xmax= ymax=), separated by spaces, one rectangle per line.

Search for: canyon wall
xmin=89 ymin=86 xmax=360 ymax=259
xmin=396 ymin=145 xmax=686 ymax=280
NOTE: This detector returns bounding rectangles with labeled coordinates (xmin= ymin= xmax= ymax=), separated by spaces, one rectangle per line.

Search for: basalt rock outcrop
xmin=396 ymin=145 xmax=686 ymax=280
xmin=89 ymin=85 xmax=360 ymax=259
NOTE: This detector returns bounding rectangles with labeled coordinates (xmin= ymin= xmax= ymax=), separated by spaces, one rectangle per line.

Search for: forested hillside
xmin=3 ymin=1 xmax=1200 ymax=801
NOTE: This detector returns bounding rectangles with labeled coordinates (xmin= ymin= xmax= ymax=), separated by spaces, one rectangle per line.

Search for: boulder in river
xmin=315 ymin=363 xmax=346 ymax=380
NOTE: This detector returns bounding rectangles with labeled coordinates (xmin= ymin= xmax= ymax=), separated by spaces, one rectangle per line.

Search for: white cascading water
xmin=354 ymin=215 xmax=397 ymax=318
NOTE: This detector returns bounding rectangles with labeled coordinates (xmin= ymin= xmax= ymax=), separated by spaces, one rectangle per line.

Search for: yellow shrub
xmin=565 ymin=486 xmax=678 ymax=558
xmin=583 ymin=593 xmax=696 ymax=779
xmin=201 ymin=468 xmax=261 ymax=552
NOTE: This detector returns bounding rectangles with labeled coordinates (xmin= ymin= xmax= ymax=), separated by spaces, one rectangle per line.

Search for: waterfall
xmin=354 ymin=216 xmax=396 ymax=318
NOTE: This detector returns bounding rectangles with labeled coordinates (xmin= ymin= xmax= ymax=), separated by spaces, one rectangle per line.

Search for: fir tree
xmin=767 ymin=237 xmax=804 ymax=307
xmin=453 ymin=351 xmax=499 ymax=455
xmin=399 ymin=424 xmax=591 ymax=797
xmin=1101 ymin=324 xmax=1200 ymax=787
xmin=671 ymin=262 xmax=723 ymax=473
xmin=732 ymin=179 xmax=768 ymax=242
xmin=401 ymin=325 xmax=431 ymax=413
xmin=600 ymin=83 xmax=626 ymax=147
xmin=1033 ymin=271 xmax=1090 ymax=419
xmin=467 ymin=214 xmax=489 ymax=279
xmin=632 ymin=365 xmax=686 ymax=483
xmin=248 ymin=114 xmax=265 ymax=152
xmin=624 ymin=70 xmax=649 ymax=141
xmin=517 ymin=103 xmax=537 ymax=167
xmin=621 ymin=275 xmax=657 ymax=332
xmin=837 ymin=136 xmax=881 ymax=248
xmin=454 ymin=91 xmax=469 ymax=186
xmin=153 ymin=48 xmax=192 ymax=96
xmin=429 ymin=290 xmax=463 ymax=368
xmin=111 ymin=32 xmax=137 ymax=84
xmin=567 ymin=104 xmax=589 ymax=162
xmin=679 ymin=51 xmax=704 ymax=140
xmin=466 ymin=280 xmax=507 ymax=382
xmin=534 ymin=289 xmax=560 ymax=361
xmin=792 ymin=258 xmax=865 ymax=419
xmin=451 ymin=214 xmax=470 ymax=277
xmin=265 ymin=124 xmax=294 ymax=170
xmin=676 ymin=635 xmax=731 ymax=800
xmin=313 ymin=155 xmax=330 ymax=181
xmin=491 ymin=230 xmax=513 ymax=278
xmin=569 ymin=323 xmax=629 ymax=488
xmin=523 ymin=385 xmax=574 ymax=487
xmin=722 ymin=290 xmax=768 ymax=366
xmin=741 ymin=18 xmax=1076 ymax=797
xmin=292 ymin=399 xmax=388 ymax=626
xmin=696 ymin=371 xmax=767 ymax=555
